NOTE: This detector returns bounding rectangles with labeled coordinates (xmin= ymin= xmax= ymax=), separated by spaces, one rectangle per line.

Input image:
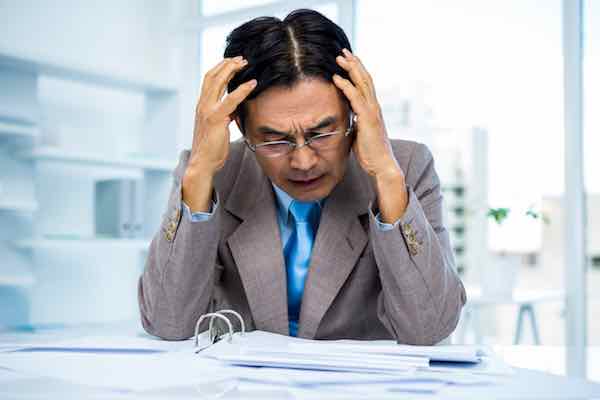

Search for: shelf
xmin=0 ymin=274 xmax=34 ymax=288
xmin=0 ymin=200 xmax=38 ymax=213
xmin=19 ymin=147 xmax=176 ymax=172
xmin=0 ymin=120 xmax=39 ymax=138
xmin=0 ymin=48 xmax=178 ymax=95
xmin=14 ymin=237 xmax=151 ymax=251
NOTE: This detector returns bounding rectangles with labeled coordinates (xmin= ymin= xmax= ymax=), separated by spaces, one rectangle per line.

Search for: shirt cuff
xmin=374 ymin=212 xmax=402 ymax=232
xmin=181 ymin=199 xmax=218 ymax=222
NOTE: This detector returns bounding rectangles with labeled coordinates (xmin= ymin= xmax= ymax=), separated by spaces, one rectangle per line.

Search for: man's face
xmin=241 ymin=78 xmax=352 ymax=202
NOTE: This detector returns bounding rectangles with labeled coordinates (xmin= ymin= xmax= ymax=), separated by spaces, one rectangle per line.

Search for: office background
xmin=0 ymin=0 xmax=596 ymax=381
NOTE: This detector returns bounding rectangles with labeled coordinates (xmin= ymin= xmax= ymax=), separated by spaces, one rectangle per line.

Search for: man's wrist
xmin=182 ymin=167 xmax=215 ymax=213
xmin=373 ymin=161 xmax=408 ymax=224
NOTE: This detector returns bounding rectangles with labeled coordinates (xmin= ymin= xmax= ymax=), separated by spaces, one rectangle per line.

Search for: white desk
xmin=495 ymin=345 xmax=600 ymax=382
xmin=0 ymin=322 xmax=598 ymax=399
xmin=1 ymin=366 xmax=598 ymax=399
xmin=458 ymin=286 xmax=565 ymax=344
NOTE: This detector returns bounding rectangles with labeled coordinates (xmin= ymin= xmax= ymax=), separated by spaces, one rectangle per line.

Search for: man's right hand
xmin=182 ymin=57 xmax=257 ymax=213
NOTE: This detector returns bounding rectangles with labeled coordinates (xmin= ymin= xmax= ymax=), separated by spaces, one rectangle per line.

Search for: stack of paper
xmin=288 ymin=342 xmax=483 ymax=363
xmin=212 ymin=345 xmax=428 ymax=373
xmin=0 ymin=328 xmax=512 ymax=398
xmin=199 ymin=330 xmax=509 ymax=377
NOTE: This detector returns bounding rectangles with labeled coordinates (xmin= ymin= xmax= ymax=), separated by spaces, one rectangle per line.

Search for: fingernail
xmin=248 ymin=79 xmax=257 ymax=86
xmin=234 ymin=55 xmax=243 ymax=60
xmin=342 ymin=48 xmax=351 ymax=56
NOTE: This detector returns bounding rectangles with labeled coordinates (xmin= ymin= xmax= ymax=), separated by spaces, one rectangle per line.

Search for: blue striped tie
xmin=284 ymin=200 xmax=318 ymax=336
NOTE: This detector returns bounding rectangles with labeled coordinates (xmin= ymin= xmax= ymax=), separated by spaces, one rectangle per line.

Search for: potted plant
xmin=481 ymin=206 xmax=549 ymax=297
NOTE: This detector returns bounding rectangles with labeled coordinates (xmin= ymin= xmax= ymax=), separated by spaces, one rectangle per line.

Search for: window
xmin=201 ymin=0 xmax=280 ymax=16
xmin=356 ymin=0 xmax=566 ymax=346
xmin=584 ymin=0 xmax=599 ymax=381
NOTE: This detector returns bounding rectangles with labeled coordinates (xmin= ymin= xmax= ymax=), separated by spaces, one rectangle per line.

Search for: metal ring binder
xmin=194 ymin=312 xmax=233 ymax=348
xmin=208 ymin=309 xmax=245 ymax=343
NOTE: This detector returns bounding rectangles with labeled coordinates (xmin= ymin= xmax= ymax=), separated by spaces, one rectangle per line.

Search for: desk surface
xmin=495 ymin=345 xmax=600 ymax=382
xmin=0 ymin=322 xmax=599 ymax=400
xmin=1 ymin=364 xmax=598 ymax=400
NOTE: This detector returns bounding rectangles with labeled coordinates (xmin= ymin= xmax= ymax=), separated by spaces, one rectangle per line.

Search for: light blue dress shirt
xmin=181 ymin=186 xmax=398 ymax=231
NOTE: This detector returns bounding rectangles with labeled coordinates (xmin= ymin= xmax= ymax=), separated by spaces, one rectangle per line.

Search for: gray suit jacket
xmin=138 ymin=139 xmax=466 ymax=344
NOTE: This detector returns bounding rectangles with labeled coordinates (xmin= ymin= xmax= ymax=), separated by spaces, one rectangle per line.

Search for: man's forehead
xmin=245 ymin=80 xmax=347 ymax=131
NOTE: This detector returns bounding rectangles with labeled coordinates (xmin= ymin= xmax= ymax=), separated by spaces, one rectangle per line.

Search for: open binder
xmin=194 ymin=309 xmax=247 ymax=352
xmin=192 ymin=309 xmax=512 ymax=376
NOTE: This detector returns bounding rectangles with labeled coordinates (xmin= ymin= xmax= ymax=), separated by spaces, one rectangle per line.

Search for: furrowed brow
xmin=256 ymin=116 xmax=338 ymax=137
xmin=306 ymin=116 xmax=337 ymax=131
xmin=256 ymin=126 xmax=290 ymax=137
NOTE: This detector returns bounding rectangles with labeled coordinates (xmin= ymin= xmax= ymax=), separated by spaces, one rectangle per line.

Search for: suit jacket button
xmin=408 ymin=243 xmax=419 ymax=256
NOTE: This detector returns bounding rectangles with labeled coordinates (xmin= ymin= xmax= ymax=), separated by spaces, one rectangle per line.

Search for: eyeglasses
xmin=245 ymin=126 xmax=353 ymax=158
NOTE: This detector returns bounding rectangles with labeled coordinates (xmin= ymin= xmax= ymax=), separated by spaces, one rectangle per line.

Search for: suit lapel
xmin=297 ymin=153 xmax=373 ymax=339
xmin=225 ymin=149 xmax=289 ymax=335
xmin=224 ymin=148 xmax=374 ymax=338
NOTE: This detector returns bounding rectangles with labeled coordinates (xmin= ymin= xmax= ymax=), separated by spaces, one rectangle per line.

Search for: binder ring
xmin=209 ymin=309 xmax=245 ymax=339
xmin=194 ymin=312 xmax=233 ymax=347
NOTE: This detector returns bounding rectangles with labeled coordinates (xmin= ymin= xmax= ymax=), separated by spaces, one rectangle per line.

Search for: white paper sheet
xmin=4 ymin=333 xmax=206 ymax=354
xmin=289 ymin=342 xmax=484 ymax=363
xmin=0 ymin=351 xmax=235 ymax=391
xmin=231 ymin=366 xmax=497 ymax=387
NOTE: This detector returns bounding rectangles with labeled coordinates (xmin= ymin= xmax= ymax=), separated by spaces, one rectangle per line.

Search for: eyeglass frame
xmin=244 ymin=113 xmax=356 ymax=158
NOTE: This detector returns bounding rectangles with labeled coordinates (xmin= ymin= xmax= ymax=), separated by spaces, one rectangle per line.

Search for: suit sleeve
xmin=138 ymin=150 xmax=220 ymax=340
xmin=369 ymin=143 xmax=466 ymax=345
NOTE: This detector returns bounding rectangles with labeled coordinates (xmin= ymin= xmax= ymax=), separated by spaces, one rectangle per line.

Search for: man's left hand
xmin=332 ymin=49 xmax=403 ymax=181
xmin=333 ymin=49 xmax=409 ymax=222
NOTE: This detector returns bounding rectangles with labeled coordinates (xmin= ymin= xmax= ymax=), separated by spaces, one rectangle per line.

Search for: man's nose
xmin=289 ymin=141 xmax=318 ymax=171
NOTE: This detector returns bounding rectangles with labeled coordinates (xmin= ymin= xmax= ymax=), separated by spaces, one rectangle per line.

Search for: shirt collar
xmin=272 ymin=183 xmax=324 ymax=225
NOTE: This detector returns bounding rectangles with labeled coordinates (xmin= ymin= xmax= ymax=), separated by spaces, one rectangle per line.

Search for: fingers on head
xmin=220 ymin=79 xmax=257 ymax=115
xmin=332 ymin=74 xmax=366 ymax=115
xmin=335 ymin=53 xmax=374 ymax=97
xmin=202 ymin=57 xmax=247 ymax=99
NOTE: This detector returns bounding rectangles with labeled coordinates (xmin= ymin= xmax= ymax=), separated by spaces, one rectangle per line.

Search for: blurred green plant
xmin=487 ymin=207 xmax=510 ymax=224
xmin=525 ymin=208 xmax=551 ymax=224
xmin=487 ymin=206 xmax=550 ymax=225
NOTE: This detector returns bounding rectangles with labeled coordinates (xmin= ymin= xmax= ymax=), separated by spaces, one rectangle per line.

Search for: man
xmin=138 ymin=9 xmax=466 ymax=344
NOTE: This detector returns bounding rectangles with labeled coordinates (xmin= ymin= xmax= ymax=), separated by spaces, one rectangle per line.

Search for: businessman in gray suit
xmin=138 ymin=9 xmax=466 ymax=344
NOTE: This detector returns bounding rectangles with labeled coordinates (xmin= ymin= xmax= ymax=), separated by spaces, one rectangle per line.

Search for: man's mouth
xmin=288 ymin=175 xmax=324 ymax=188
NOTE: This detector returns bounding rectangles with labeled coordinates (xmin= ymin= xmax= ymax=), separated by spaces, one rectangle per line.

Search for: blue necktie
xmin=284 ymin=200 xmax=319 ymax=336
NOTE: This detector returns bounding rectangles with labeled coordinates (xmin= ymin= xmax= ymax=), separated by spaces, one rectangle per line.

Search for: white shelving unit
xmin=443 ymin=180 xmax=467 ymax=276
xmin=0 ymin=49 xmax=178 ymax=95
xmin=19 ymin=147 xmax=175 ymax=172
xmin=0 ymin=120 xmax=40 ymax=138
xmin=0 ymin=274 xmax=35 ymax=288
xmin=0 ymin=199 xmax=38 ymax=213
xmin=0 ymin=42 xmax=180 ymax=326
xmin=14 ymin=238 xmax=151 ymax=252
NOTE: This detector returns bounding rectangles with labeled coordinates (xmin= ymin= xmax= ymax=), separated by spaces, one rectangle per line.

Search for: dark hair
xmin=224 ymin=8 xmax=352 ymax=133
